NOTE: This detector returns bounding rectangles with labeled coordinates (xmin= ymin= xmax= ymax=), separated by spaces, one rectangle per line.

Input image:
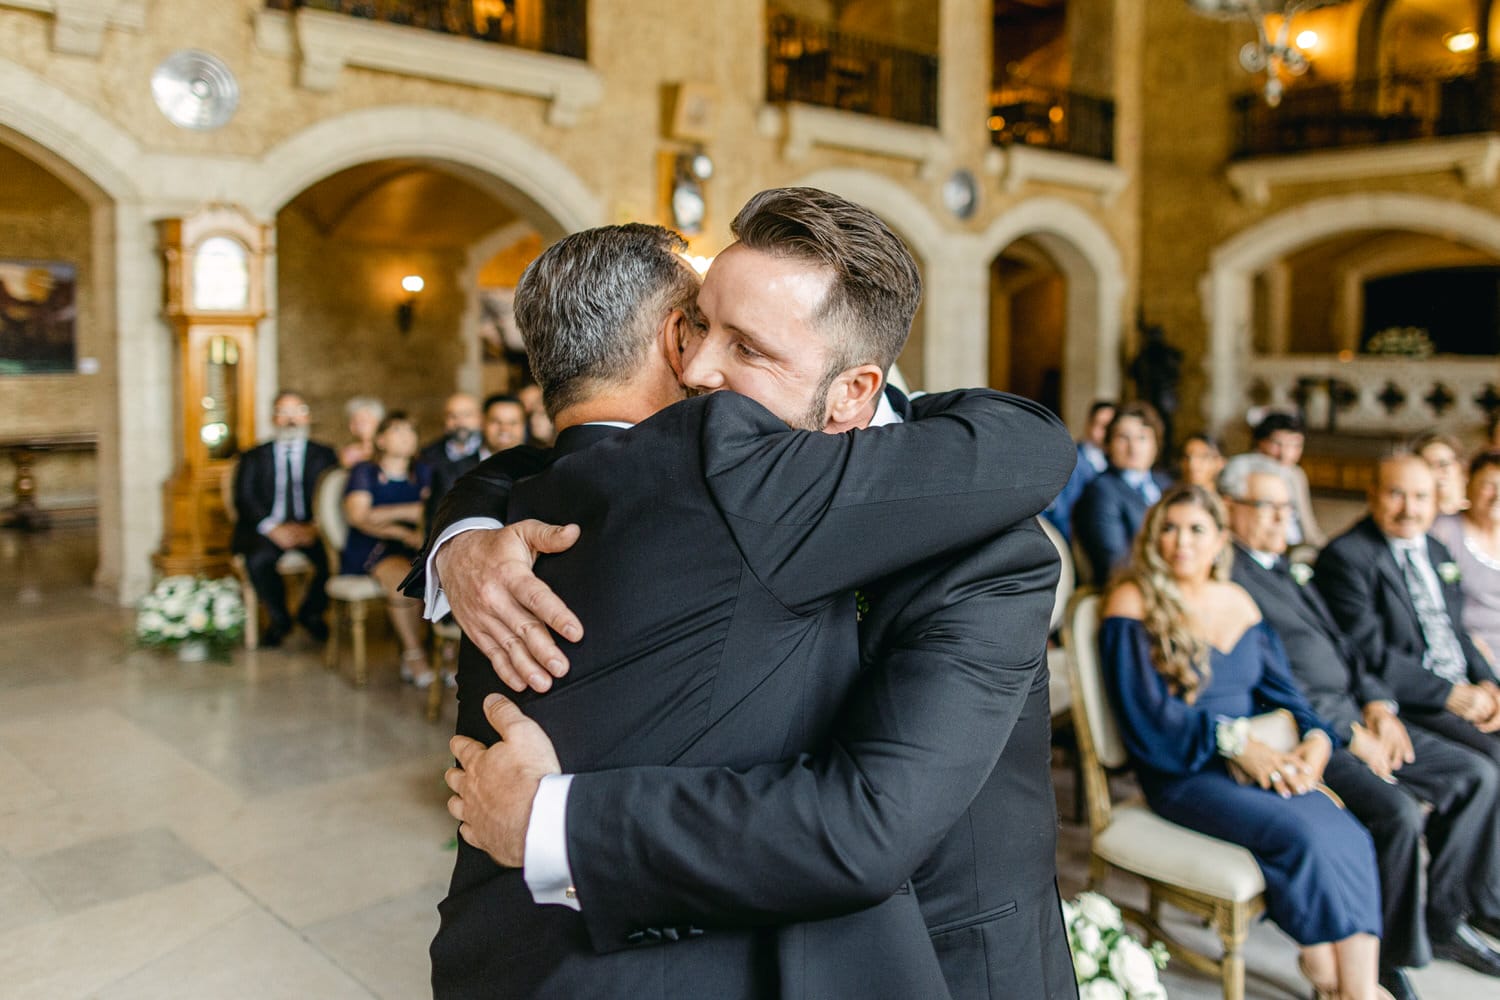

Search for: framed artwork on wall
xmin=0 ymin=260 xmax=77 ymax=375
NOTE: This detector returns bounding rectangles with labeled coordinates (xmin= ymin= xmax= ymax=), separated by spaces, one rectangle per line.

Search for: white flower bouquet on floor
xmin=1065 ymin=891 xmax=1170 ymax=999
xmin=136 ymin=575 xmax=245 ymax=655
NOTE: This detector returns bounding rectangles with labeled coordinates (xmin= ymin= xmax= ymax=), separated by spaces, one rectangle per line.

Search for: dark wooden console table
xmin=0 ymin=431 xmax=97 ymax=531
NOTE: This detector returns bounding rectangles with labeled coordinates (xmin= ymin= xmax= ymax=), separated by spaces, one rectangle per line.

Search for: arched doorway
xmin=980 ymin=198 xmax=1126 ymax=430
xmin=0 ymin=58 xmax=146 ymax=601
xmin=1203 ymin=193 xmax=1500 ymax=436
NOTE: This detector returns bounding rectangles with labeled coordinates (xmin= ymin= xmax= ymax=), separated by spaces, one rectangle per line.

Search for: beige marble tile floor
xmin=0 ymin=523 xmax=1497 ymax=998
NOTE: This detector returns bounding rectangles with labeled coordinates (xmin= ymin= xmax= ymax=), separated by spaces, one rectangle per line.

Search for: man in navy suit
xmin=417 ymin=190 xmax=1077 ymax=998
xmin=1042 ymin=398 xmax=1114 ymax=543
xmin=1227 ymin=456 xmax=1500 ymax=992
xmin=1317 ymin=455 xmax=1500 ymax=768
xmin=230 ymin=390 xmax=338 ymax=646
xmin=1071 ymin=400 xmax=1171 ymax=584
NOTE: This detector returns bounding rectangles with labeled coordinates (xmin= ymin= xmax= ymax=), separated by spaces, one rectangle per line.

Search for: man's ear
xmin=825 ymin=364 xmax=885 ymax=426
xmin=660 ymin=308 xmax=688 ymax=380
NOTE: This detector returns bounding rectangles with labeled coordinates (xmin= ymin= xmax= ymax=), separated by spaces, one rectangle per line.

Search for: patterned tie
xmin=283 ymin=445 xmax=304 ymax=523
xmin=1399 ymin=547 xmax=1468 ymax=684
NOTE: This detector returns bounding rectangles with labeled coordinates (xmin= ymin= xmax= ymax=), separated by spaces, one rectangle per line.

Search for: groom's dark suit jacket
xmin=420 ymin=389 xmax=1073 ymax=999
xmin=1315 ymin=517 xmax=1497 ymax=713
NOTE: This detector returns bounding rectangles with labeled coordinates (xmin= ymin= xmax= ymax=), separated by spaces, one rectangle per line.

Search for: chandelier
xmin=1187 ymin=0 xmax=1350 ymax=106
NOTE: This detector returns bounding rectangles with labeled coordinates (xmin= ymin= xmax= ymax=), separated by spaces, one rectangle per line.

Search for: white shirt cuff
xmin=422 ymin=517 xmax=504 ymax=621
xmin=523 ymin=773 xmax=578 ymax=909
xmin=257 ymin=515 xmax=279 ymax=537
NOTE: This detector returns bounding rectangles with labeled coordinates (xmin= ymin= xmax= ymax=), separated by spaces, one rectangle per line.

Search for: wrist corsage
xmin=1216 ymin=716 xmax=1250 ymax=759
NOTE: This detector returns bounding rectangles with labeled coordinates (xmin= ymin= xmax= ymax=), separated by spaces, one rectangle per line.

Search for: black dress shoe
xmin=260 ymin=622 xmax=289 ymax=649
xmin=1433 ymin=921 xmax=1500 ymax=977
xmin=1379 ymin=966 xmax=1419 ymax=1000
xmin=1471 ymin=914 xmax=1500 ymax=942
xmin=299 ymin=617 xmax=329 ymax=644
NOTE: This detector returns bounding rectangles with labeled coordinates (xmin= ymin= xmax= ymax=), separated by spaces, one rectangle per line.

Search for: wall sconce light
xmin=1446 ymin=30 xmax=1480 ymax=54
xmin=669 ymin=149 xmax=713 ymax=236
xmin=397 ymin=274 xmax=423 ymax=334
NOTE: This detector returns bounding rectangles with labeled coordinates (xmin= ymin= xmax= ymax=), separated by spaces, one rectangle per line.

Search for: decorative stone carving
xmin=1 ymin=0 xmax=145 ymax=56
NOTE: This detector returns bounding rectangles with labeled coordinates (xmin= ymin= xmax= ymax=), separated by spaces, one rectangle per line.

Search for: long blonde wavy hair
xmin=1111 ymin=484 xmax=1234 ymax=704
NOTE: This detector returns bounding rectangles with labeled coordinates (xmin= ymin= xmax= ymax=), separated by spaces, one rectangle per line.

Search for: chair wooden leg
xmin=1216 ymin=901 xmax=1248 ymax=1000
xmin=244 ymin=588 xmax=260 ymax=650
xmin=351 ymin=600 xmax=369 ymax=687
xmin=1087 ymin=856 xmax=1109 ymax=892
xmin=426 ymin=640 xmax=445 ymax=722
xmin=325 ymin=602 xmax=341 ymax=670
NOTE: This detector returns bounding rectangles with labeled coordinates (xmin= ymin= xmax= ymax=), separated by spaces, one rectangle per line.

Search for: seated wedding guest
xmin=338 ymin=395 xmax=384 ymax=469
xmin=231 ymin=390 xmax=337 ymax=647
xmin=344 ymin=412 xmax=435 ymax=686
xmin=1432 ymin=451 xmax=1500 ymax=664
xmin=1042 ymin=398 xmax=1115 ymax=543
xmin=1413 ymin=432 xmax=1468 ymax=517
xmin=1226 ymin=457 xmax=1500 ymax=993
xmin=1316 ymin=455 xmax=1500 ymax=768
xmin=516 ymin=381 xmax=555 ymax=446
xmin=1225 ymin=411 xmax=1326 ymax=549
xmin=1102 ymin=484 xmax=1386 ymax=1000
xmin=427 ymin=394 xmax=528 ymax=523
xmin=419 ymin=392 xmax=483 ymax=472
xmin=1073 ymin=400 xmax=1169 ymax=584
xmin=1179 ymin=432 xmax=1224 ymax=491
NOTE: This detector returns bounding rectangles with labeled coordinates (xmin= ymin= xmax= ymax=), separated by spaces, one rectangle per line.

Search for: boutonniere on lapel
xmin=854 ymin=590 xmax=869 ymax=623
xmin=1439 ymin=561 xmax=1462 ymax=585
xmin=1289 ymin=563 xmax=1314 ymax=587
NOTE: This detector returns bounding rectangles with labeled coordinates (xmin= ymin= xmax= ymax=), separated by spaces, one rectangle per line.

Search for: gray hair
xmin=731 ymin=187 xmax=921 ymax=377
xmin=344 ymin=396 xmax=385 ymax=421
xmin=1218 ymin=452 xmax=1285 ymax=499
xmin=514 ymin=224 xmax=698 ymax=418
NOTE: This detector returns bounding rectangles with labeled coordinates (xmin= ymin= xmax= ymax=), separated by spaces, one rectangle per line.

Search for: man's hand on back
xmin=435 ymin=520 xmax=584 ymax=692
xmin=446 ymin=694 xmax=563 ymax=868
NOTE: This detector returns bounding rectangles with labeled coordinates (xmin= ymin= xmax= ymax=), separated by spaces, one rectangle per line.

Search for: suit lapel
xmin=1427 ymin=535 xmax=1466 ymax=620
xmin=1366 ymin=521 xmax=1422 ymax=628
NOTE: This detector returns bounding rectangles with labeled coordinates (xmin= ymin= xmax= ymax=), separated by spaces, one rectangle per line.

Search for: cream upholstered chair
xmin=1061 ymin=591 xmax=1267 ymax=1000
xmin=314 ymin=466 xmax=386 ymax=685
xmin=221 ymin=459 xmax=314 ymax=650
xmin=1037 ymin=516 xmax=1075 ymax=720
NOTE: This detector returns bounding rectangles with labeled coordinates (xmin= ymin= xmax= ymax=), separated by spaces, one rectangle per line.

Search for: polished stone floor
xmin=0 ymin=523 xmax=1496 ymax=998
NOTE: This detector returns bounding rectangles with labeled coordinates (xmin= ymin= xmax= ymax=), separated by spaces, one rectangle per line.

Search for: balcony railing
xmin=989 ymin=86 xmax=1115 ymax=161
xmin=765 ymin=7 xmax=938 ymax=128
xmin=265 ymin=0 xmax=587 ymax=60
xmin=1232 ymin=59 xmax=1500 ymax=159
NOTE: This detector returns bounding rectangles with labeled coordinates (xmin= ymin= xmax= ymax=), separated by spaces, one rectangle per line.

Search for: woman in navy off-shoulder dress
xmin=1101 ymin=484 xmax=1386 ymax=999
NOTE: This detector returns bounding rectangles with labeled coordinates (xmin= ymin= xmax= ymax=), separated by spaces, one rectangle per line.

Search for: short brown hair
xmin=731 ymin=187 xmax=921 ymax=376
xmin=1106 ymin=401 xmax=1164 ymax=446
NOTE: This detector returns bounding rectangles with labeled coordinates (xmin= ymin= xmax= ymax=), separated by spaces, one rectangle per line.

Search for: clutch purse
xmin=1226 ymin=708 xmax=1345 ymax=808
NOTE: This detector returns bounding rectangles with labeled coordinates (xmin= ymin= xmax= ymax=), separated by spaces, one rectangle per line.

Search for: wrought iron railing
xmin=1232 ymin=59 xmax=1500 ymax=158
xmin=988 ymin=86 xmax=1115 ymax=161
xmin=765 ymin=7 xmax=939 ymax=128
xmin=265 ymin=0 xmax=587 ymax=60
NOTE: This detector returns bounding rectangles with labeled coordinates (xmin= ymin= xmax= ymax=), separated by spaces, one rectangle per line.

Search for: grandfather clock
xmin=153 ymin=205 xmax=268 ymax=577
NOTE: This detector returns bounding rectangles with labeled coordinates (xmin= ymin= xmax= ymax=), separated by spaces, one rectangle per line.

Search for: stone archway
xmin=979 ymin=198 xmax=1127 ymax=430
xmin=0 ymin=58 xmax=154 ymax=602
xmin=1200 ymin=193 xmax=1500 ymax=433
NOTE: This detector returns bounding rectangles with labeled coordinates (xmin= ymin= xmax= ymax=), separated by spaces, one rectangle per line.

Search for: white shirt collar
xmin=870 ymin=392 xmax=901 ymax=427
xmin=1245 ymin=548 xmax=1279 ymax=571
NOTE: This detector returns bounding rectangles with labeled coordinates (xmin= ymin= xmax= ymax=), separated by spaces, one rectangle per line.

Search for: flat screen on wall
xmin=0 ymin=260 xmax=77 ymax=375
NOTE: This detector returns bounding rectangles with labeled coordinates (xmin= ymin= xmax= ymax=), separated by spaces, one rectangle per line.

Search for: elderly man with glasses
xmin=1222 ymin=455 xmax=1500 ymax=996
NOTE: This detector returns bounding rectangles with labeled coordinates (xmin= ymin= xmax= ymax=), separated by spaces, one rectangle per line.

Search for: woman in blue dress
xmin=343 ymin=411 xmax=435 ymax=686
xmin=1101 ymin=483 xmax=1387 ymax=999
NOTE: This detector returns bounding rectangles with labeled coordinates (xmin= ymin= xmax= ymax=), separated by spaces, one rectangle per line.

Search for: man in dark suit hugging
xmin=231 ymin=389 xmax=338 ymax=647
xmin=415 ymin=189 xmax=1078 ymax=998
xmin=1225 ymin=455 xmax=1500 ymax=994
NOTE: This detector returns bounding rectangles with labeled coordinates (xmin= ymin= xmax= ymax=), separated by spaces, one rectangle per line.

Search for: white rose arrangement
xmin=136 ymin=575 xmax=245 ymax=655
xmin=1064 ymin=892 xmax=1169 ymax=999
xmin=1364 ymin=326 xmax=1434 ymax=359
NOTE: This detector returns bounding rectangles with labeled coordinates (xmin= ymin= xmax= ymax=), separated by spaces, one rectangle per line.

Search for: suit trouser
xmin=1325 ymin=725 xmax=1500 ymax=967
xmin=242 ymin=536 xmax=329 ymax=629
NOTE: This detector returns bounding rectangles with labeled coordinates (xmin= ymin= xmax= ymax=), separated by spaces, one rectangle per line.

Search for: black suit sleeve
xmin=1314 ymin=540 xmax=1454 ymax=711
xmin=702 ymin=389 xmax=1073 ymax=610
xmin=399 ymin=446 xmax=548 ymax=597
xmin=562 ymin=522 xmax=1058 ymax=952
xmin=234 ymin=447 xmax=273 ymax=531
